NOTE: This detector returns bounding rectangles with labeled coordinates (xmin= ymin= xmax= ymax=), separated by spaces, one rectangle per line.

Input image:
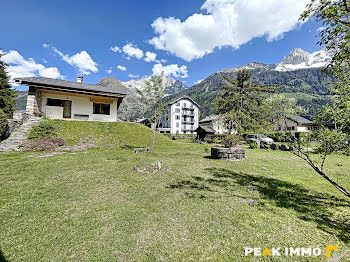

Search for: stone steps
xmin=0 ymin=116 xmax=42 ymax=152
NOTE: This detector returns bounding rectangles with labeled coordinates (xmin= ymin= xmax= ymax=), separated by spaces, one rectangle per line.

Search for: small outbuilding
xmin=195 ymin=125 xmax=215 ymax=142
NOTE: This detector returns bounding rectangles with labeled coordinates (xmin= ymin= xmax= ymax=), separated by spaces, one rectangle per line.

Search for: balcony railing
xmin=182 ymin=119 xmax=195 ymax=124
xmin=182 ymin=106 xmax=195 ymax=110
xmin=182 ymin=112 xmax=194 ymax=116
xmin=182 ymin=126 xmax=195 ymax=131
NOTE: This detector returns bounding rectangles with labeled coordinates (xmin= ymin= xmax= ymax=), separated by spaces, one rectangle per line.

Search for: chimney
xmin=77 ymin=75 xmax=83 ymax=83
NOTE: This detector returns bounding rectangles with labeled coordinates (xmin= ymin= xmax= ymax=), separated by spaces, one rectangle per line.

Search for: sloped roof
xmin=195 ymin=125 xmax=215 ymax=133
xmin=199 ymin=115 xmax=219 ymax=123
xmin=169 ymin=96 xmax=201 ymax=107
xmin=15 ymin=77 xmax=127 ymax=97
xmin=285 ymin=114 xmax=314 ymax=125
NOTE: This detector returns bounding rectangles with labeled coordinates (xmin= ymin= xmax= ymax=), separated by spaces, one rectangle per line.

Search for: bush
xmin=249 ymin=141 xmax=258 ymax=149
xmin=270 ymin=143 xmax=278 ymax=150
xmin=22 ymin=137 xmax=66 ymax=151
xmin=279 ymin=144 xmax=289 ymax=151
xmin=28 ymin=120 xmax=58 ymax=139
xmin=0 ymin=109 xmax=9 ymax=141
xmin=222 ymin=134 xmax=241 ymax=148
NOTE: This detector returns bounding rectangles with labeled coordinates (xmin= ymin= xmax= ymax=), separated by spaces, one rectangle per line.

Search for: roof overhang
xmin=15 ymin=79 xmax=126 ymax=99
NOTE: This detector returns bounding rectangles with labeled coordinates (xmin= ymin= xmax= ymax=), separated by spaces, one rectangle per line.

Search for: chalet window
xmin=47 ymin=98 xmax=62 ymax=107
xmin=93 ymin=103 xmax=110 ymax=115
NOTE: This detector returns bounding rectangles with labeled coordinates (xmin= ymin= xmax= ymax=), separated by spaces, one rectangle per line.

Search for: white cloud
xmin=128 ymin=74 xmax=140 ymax=78
xmin=110 ymin=46 xmax=121 ymax=53
xmin=39 ymin=67 xmax=61 ymax=78
xmin=149 ymin=0 xmax=309 ymax=61
xmin=144 ymin=51 xmax=157 ymax=62
xmin=122 ymin=43 xmax=144 ymax=59
xmin=44 ymin=44 xmax=98 ymax=75
xmin=152 ymin=63 xmax=188 ymax=78
xmin=1 ymin=50 xmax=62 ymax=82
xmin=105 ymin=67 xmax=113 ymax=74
xmin=117 ymin=65 xmax=127 ymax=71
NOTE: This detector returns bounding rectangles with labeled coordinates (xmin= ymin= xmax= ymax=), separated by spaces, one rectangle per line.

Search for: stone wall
xmin=26 ymin=86 xmax=42 ymax=115
xmin=6 ymin=112 xmax=31 ymax=138
xmin=211 ymin=147 xmax=245 ymax=161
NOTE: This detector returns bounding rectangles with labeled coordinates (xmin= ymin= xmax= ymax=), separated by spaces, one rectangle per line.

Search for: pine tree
xmin=0 ymin=52 xmax=16 ymax=118
xmin=212 ymin=69 xmax=275 ymax=135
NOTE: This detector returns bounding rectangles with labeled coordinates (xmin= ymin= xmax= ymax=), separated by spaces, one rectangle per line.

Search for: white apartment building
xmin=158 ymin=96 xmax=200 ymax=134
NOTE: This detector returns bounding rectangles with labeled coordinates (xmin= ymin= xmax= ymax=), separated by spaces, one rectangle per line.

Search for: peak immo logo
xmin=245 ymin=246 xmax=349 ymax=261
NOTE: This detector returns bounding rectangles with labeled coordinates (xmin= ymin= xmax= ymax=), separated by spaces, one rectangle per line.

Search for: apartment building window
xmin=175 ymin=108 xmax=180 ymax=113
xmin=184 ymin=124 xmax=186 ymax=129
xmin=191 ymin=104 xmax=194 ymax=108
xmin=176 ymin=122 xmax=179 ymax=128
xmin=176 ymin=102 xmax=180 ymax=106
xmin=175 ymin=115 xmax=180 ymax=120
xmin=184 ymin=102 xmax=187 ymax=107
xmin=191 ymin=124 xmax=194 ymax=130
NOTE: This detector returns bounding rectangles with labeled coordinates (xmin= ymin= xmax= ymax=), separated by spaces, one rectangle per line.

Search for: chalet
xmin=199 ymin=115 xmax=234 ymax=134
xmin=195 ymin=125 xmax=215 ymax=142
xmin=15 ymin=76 xmax=127 ymax=122
xmin=278 ymin=114 xmax=318 ymax=132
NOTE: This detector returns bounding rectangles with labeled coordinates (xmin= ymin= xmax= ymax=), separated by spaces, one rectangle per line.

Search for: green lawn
xmin=1 ymin=121 xmax=349 ymax=261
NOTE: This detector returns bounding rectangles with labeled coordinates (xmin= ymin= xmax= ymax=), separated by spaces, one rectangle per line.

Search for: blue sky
xmin=1 ymin=0 xmax=323 ymax=90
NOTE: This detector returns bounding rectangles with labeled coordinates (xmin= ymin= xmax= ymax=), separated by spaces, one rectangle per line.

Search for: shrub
xmin=249 ymin=141 xmax=258 ymax=149
xmin=222 ymin=134 xmax=241 ymax=148
xmin=0 ymin=108 xmax=9 ymax=141
xmin=279 ymin=144 xmax=289 ymax=151
xmin=270 ymin=143 xmax=278 ymax=150
xmin=22 ymin=137 xmax=66 ymax=151
xmin=28 ymin=120 xmax=58 ymax=139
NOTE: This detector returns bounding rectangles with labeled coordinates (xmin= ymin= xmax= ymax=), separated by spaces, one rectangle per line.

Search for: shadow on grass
xmin=0 ymin=250 xmax=8 ymax=262
xmin=167 ymin=167 xmax=350 ymax=243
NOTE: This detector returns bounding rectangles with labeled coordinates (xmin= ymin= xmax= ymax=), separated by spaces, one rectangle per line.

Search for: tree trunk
xmin=310 ymin=162 xmax=350 ymax=198
xmin=150 ymin=112 xmax=157 ymax=152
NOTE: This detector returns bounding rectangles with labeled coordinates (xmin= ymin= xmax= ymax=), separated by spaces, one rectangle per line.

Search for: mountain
xmin=168 ymin=48 xmax=334 ymax=117
xmin=275 ymin=48 xmax=331 ymax=71
xmin=122 ymin=74 xmax=188 ymax=95
xmin=99 ymin=75 xmax=188 ymax=120
xmin=14 ymin=90 xmax=28 ymax=111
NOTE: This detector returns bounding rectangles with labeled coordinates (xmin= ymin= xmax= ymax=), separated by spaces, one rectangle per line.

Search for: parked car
xmin=245 ymin=134 xmax=274 ymax=145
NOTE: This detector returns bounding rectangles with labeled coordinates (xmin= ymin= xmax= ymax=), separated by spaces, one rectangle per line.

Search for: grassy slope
xmin=1 ymin=120 xmax=350 ymax=261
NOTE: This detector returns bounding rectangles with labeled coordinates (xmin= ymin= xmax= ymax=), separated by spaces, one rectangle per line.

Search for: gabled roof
xmin=195 ymin=125 xmax=215 ymax=133
xmin=199 ymin=115 xmax=220 ymax=123
xmin=15 ymin=77 xmax=128 ymax=97
xmin=169 ymin=96 xmax=201 ymax=108
xmin=284 ymin=114 xmax=314 ymax=125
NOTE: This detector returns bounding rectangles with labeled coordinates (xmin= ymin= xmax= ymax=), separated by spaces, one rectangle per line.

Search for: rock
xmin=261 ymin=166 xmax=266 ymax=170
xmin=247 ymin=185 xmax=258 ymax=191
xmin=211 ymin=147 xmax=245 ymax=161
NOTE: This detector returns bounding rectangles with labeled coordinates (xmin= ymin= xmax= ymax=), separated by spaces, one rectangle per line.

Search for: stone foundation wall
xmin=6 ymin=112 xmax=31 ymax=138
xmin=211 ymin=147 xmax=245 ymax=161
xmin=26 ymin=86 xmax=42 ymax=115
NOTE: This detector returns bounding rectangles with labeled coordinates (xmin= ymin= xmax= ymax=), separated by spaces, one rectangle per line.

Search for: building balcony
xmin=182 ymin=126 xmax=195 ymax=131
xmin=182 ymin=112 xmax=195 ymax=116
xmin=182 ymin=106 xmax=195 ymax=110
xmin=182 ymin=119 xmax=195 ymax=124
